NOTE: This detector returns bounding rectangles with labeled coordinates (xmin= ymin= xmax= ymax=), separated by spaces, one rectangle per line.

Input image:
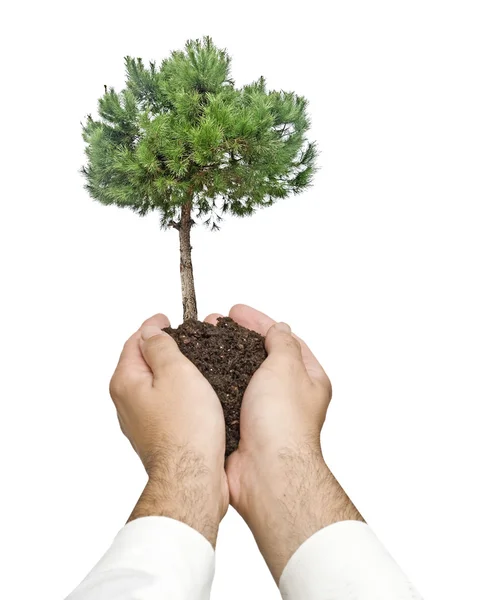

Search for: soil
xmin=164 ymin=317 xmax=267 ymax=457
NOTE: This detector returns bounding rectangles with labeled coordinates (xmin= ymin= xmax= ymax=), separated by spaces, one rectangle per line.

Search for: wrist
xmin=130 ymin=447 xmax=228 ymax=547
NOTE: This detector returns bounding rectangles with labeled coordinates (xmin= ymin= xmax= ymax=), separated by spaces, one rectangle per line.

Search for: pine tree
xmin=81 ymin=36 xmax=317 ymax=321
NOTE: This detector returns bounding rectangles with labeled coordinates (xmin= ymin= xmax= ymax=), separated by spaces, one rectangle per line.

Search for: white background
xmin=1 ymin=1 xmax=482 ymax=599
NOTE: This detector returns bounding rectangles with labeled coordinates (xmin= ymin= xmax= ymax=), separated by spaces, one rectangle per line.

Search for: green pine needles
xmin=81 ymin=36 xmax=317 ymax=321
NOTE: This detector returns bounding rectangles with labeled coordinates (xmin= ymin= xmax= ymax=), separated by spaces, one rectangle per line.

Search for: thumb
xmin=265 ymin=322 xmax=304 ymax=365
xmin=139 ymin=326 xmax=181 ymax=376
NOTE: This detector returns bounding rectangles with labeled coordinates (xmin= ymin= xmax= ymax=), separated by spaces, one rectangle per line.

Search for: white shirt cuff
xmin=67 ymin=516 xmax=215 ymax=600
xmin=279 ymin=520 xmax=423 ymax=600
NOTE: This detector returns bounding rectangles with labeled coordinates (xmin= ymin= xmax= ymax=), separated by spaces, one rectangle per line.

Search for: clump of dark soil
xmin=164 ymin=317 xmax=267 ymax=457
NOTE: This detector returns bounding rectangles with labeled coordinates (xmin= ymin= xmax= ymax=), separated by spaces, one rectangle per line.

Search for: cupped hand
xmin=205 ymin=304 xmax=331 ymax=487
xmin=109 ymin=313 xmax=229 ymax=545
xmin=205 ymin=305 xmax=361 ymax=580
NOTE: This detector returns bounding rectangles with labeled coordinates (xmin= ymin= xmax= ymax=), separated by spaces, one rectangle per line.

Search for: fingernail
xmin=141 ymin=325 xmax=166 ymax=341
xmin=274 ymin=322 xmax=291 ymax=333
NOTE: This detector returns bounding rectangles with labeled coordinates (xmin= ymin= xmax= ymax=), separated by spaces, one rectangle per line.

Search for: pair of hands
xmin=109 ymin=304 xmax=360 ymax=581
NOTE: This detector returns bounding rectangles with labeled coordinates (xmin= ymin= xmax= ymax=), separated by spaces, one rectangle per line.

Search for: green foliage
xmin=81 ymin=36 xmax=317 ymax=230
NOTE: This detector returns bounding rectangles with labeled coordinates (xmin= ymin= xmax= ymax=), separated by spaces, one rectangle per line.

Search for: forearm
xmin=245 ymin=445 xmax=363 ymax=582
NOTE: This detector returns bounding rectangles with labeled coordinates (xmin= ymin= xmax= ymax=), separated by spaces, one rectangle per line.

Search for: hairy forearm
xmin=128 ymin=447 xmax=224 ymax=547
xmin=245 ymin=445 xmax=364 ymax=582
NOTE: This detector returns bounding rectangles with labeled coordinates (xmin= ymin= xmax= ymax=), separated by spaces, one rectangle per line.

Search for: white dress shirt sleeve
xmin=66 ymin=516 xmax=215 ymax=600
xmin=279 ymin=520 xmax=423 ymax=600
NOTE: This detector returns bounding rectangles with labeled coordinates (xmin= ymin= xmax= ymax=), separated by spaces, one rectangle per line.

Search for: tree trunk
xmin=179 ymin=200 xmax=198 ymax=321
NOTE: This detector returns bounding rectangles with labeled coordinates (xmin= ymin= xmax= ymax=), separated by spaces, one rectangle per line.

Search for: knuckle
xmin=288 ymin=334 xmax=302 ymax=352
xmin=278 ymin=332 xmax=302 ymax=355
xmin=316 ymin=374 xmax=332 ymax=399
xmin=109 ymin=371 xmax=130 ymax=399
xmin=121 ymin=338 xmax=132 ymax=355
xmin=145 ymin=333 xmax=174 ymax=353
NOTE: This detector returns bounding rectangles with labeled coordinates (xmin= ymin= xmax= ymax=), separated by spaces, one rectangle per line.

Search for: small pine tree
xmin=81 ymin=36 xmax=317 ymax=321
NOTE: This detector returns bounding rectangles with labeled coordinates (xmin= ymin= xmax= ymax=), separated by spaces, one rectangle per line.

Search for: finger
xmin=116 ymin=313 xmax=171 ymax=374
xmin=204 ymin=312 xmax=224 ymax=326
xmin=265 ymin=322 xmax=304 ymax=366
xmin=229 ymin=304 xmax=327 ymax=383
xmin=139 ymin=325 xmax=182 ymax=378
xmin=140 ymin=313 xmax=171 ymax=330
xmin=229 ymin=304 xmax=272 ymax=336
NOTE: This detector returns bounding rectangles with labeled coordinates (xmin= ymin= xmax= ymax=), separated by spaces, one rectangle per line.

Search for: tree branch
xmin=168 ymin=220 xmax=181 ymax=231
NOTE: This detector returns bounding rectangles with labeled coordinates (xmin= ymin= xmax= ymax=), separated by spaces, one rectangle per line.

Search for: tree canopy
xmin=81 ymin=36 xmax=317 ymax=230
